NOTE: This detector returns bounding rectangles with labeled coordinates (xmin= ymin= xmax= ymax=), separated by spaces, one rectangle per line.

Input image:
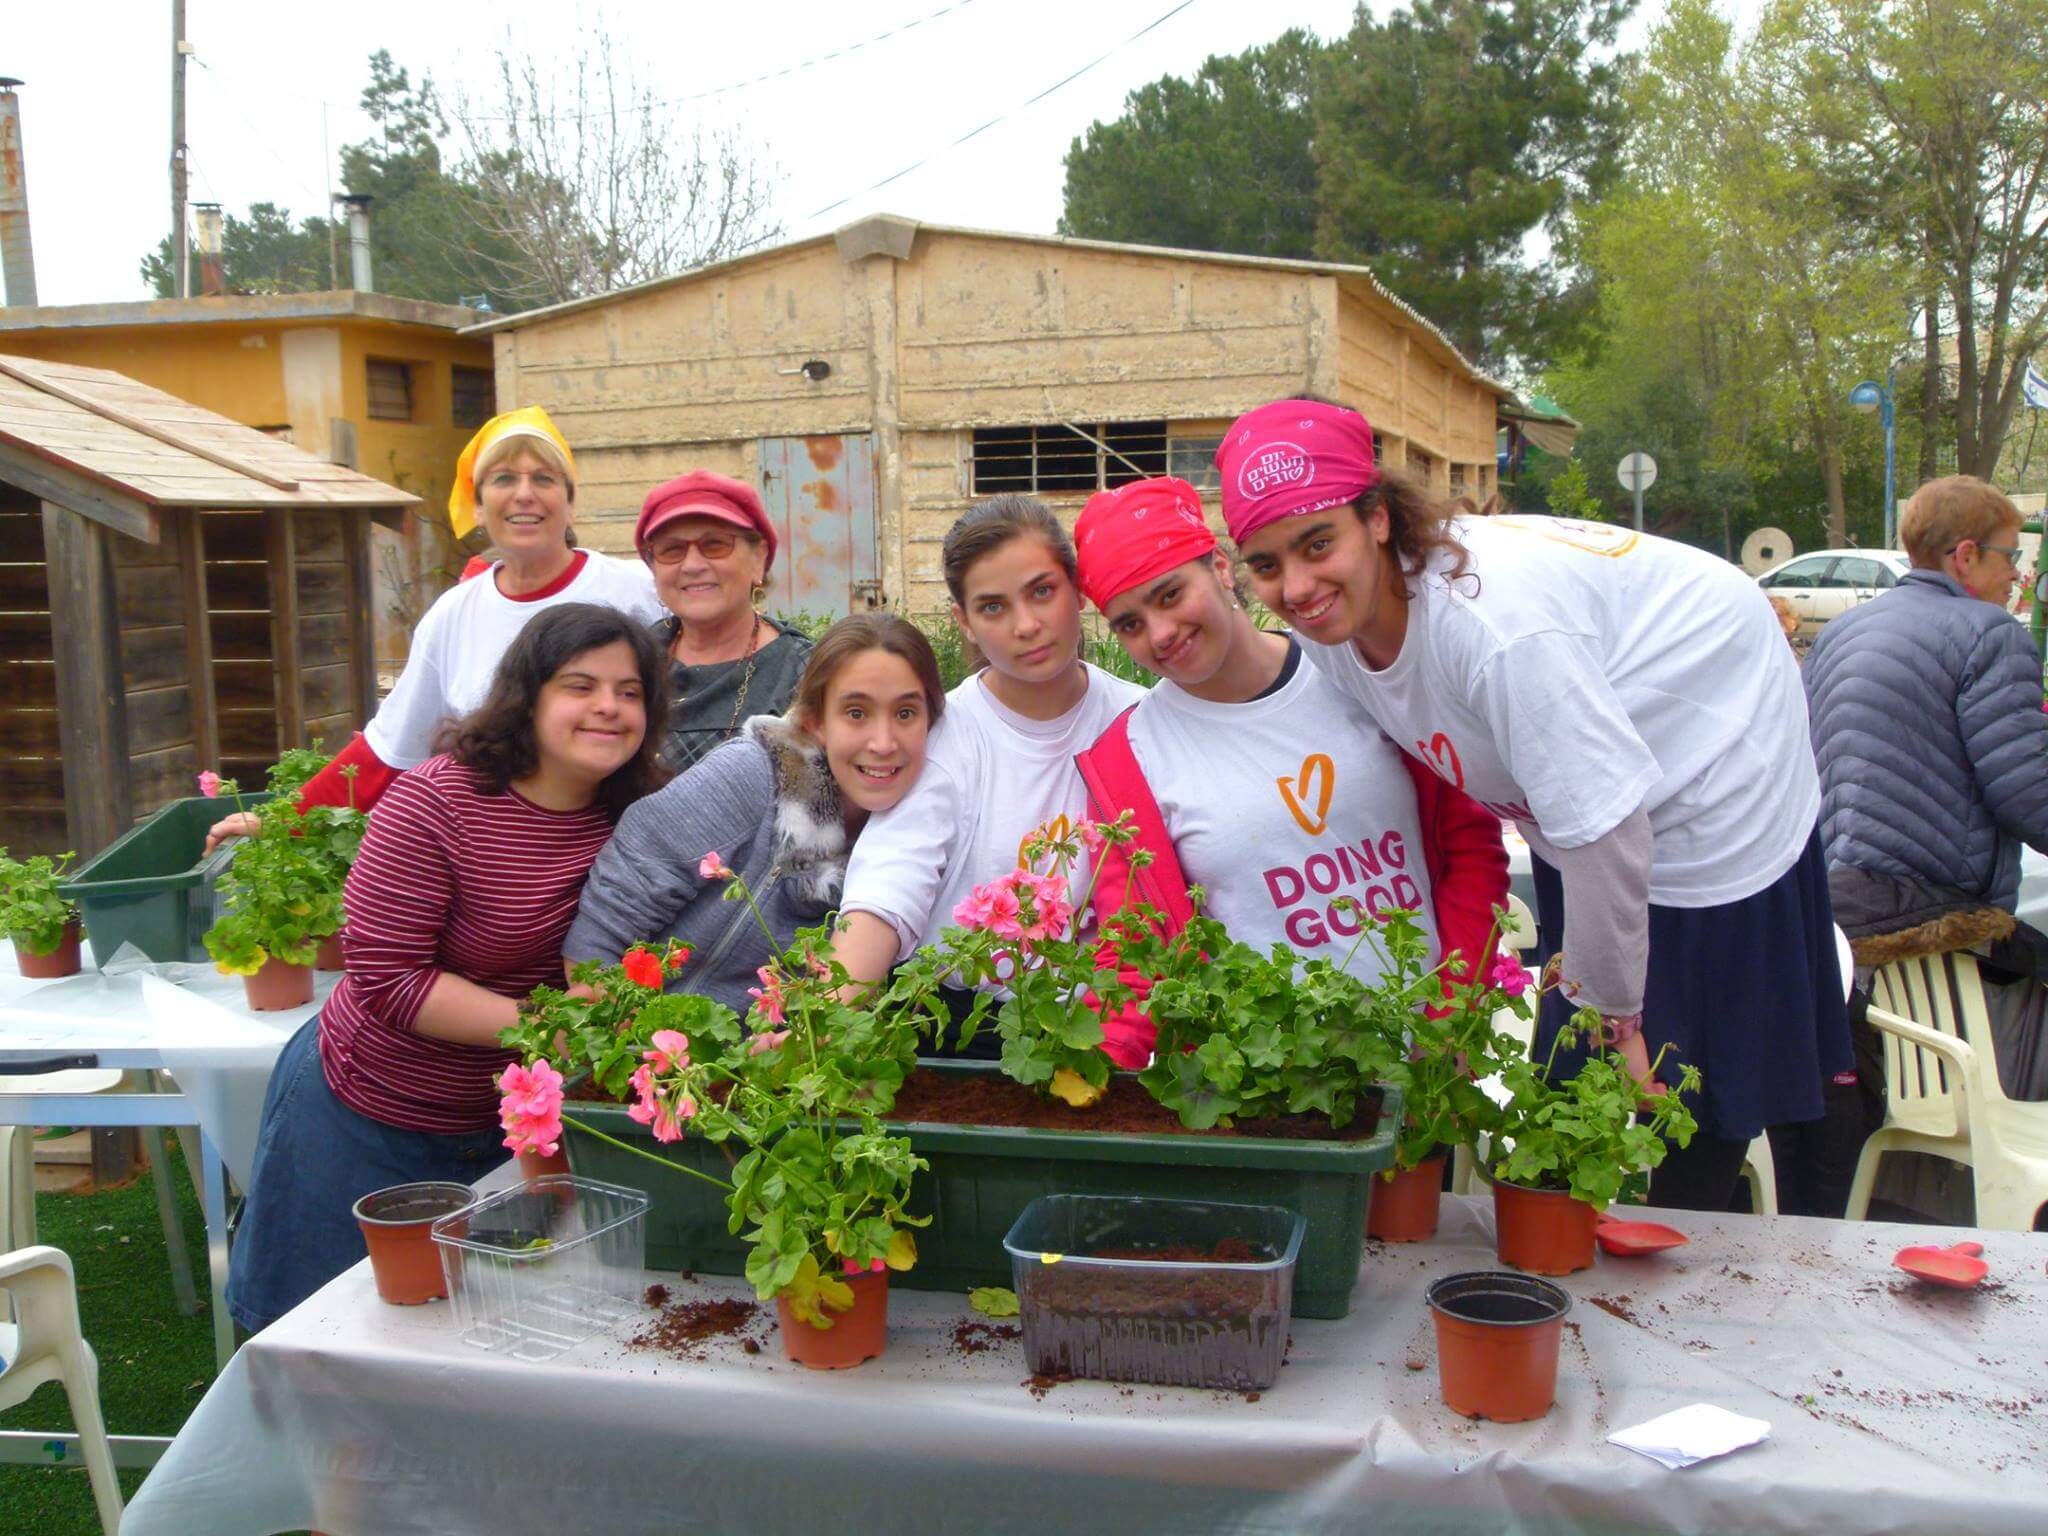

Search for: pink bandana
xmin=1074 ymin=477 xmax=1216 ymax=611
xmin=1216 ymin=399 xmax=1379 ymax=545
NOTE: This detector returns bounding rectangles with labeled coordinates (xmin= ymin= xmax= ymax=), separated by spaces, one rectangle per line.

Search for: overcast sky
xmin=7 ymin=0 xmax=1730 ymax=309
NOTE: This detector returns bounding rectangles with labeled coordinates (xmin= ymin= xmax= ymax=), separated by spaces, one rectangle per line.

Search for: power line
xmin=459 ymin=0 xmax=986 ymax=123
xmin=190 ymin=54 xmax=332 ymax=211
xmin=805 ymin=0 xmax=1197 ymax=221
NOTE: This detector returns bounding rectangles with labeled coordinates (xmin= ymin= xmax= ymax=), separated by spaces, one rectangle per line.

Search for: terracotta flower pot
xmin=316 ymin=932 xmax=347 ymax=971
xmin=1427 ymin=1270 xmax=1571 ymax=1422
xmin=353 ymin=1182 xmax=475 ymax=1305
xmin=242 ymin=956 xmax=316 ymax=1012
xmin=1491 ymin=1177 xmax=1599 ymax=1276
xmin=777 ymin=1268 xmax=889 ymax=1370
xmin=15 ymin=923 xmax=83 ymax=979
xmin=1368 ymin=1155 xmax=1446 ymax=1243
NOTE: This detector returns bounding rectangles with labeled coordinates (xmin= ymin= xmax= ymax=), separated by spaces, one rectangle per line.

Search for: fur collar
xmin=742 ymin=713 xmax=847 ymax=905
xmin=1848 ymin=907 xmax=2014 ymax=968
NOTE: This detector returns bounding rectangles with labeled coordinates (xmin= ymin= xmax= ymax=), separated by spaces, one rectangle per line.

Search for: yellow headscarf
xmin=447 ymin=406 xmax=578 ymax=540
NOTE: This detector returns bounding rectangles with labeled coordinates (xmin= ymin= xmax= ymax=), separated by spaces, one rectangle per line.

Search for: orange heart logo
xmin=1277 ymin=753 xmax=1335 ymax=837
xmin=1019 ymin=813 xmax=1073 ymax=868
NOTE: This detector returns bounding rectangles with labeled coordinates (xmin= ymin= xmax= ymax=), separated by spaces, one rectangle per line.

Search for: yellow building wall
xmin=0 ymin=323 xmax=294 ymax=425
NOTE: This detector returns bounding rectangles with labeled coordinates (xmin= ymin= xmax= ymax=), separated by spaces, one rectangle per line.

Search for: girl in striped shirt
xmin=227 ymin=603 xmax=670 ymax=1332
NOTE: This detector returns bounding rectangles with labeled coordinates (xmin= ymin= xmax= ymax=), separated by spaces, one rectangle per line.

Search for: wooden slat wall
xmin=202 ymin=511 xmax=282 ymax=784
xmin=110 ymin=519 xmax=199 ymax=824
xmin=0 ymin=493 xmax=66 ymax=853
xmin=293 ymin=510 xmax=353 ymax=749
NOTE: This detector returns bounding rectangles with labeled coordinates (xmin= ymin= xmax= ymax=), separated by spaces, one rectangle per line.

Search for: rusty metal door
xmin=757 ymin=434 xmax=880 ymax=618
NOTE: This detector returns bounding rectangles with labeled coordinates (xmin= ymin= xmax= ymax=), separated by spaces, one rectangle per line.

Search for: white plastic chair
xmin=1845 ymin=951 xmax=2048 ymax=1231
xmin=0 ymin=1245 xmax=125 ymax=1535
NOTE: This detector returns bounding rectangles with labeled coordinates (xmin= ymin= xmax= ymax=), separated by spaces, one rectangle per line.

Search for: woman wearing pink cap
xmin=1069 ymin=476 xmax=1508 ymax=1068
xmin=1220 ymin=398 xmax=1849 ymax=1213
xmin=635 ymin=471 xmax=813 ymax=772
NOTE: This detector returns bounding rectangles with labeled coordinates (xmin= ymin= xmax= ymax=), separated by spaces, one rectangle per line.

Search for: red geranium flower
xmin=621 ymin=947 xmax=664 ymax=989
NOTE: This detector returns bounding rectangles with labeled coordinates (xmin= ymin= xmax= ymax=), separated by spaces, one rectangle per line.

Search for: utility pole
xmin=171 ymin=0 xmax=189 ymax=298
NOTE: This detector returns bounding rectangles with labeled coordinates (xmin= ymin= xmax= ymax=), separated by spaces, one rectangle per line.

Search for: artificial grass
xmin=0 ymin=1144 xmax=215 ymax=1535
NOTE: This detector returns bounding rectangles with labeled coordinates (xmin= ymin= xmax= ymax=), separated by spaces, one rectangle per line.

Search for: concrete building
xmin=475 ymin=216 xmax=1513 ymax=616
xmin=0 ymin=291 xmax=489 ymax=663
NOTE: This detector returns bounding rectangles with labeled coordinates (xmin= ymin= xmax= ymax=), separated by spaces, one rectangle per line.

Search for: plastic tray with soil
xmin=1003 ymin=1194 xmax=1305 ymax=1392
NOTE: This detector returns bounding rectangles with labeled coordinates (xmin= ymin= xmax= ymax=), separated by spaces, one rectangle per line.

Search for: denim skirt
xmin=226 ymin=1016 xmax=509 ymax=1332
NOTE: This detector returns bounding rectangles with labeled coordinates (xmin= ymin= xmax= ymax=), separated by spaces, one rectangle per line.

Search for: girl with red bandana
xmin=1218 ymin=398 xmax=1849 ymax=1213
xmin=1070 ymin=476 xmax=1508 ymax=1068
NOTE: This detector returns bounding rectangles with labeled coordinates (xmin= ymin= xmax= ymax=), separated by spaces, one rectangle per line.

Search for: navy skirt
xmin=1531 ymin=828 xmax=1852 ymax=1142
xmin=226 ymin=1017 xmax=508 ymax=1332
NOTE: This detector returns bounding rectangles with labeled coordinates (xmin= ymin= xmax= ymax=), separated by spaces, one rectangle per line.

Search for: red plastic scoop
xmin=1892 ymin=1241 xmax=1987 ymax=1289
xmin=1595 ymin=1216 xmax=1689 ymax=1256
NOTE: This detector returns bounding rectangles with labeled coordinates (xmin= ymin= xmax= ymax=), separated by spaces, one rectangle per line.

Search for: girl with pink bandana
xmin=1068 ymin=475 xmax=1508 ymax=1068
xmin=1219 ymin=399 xmax=1849 ymax=1213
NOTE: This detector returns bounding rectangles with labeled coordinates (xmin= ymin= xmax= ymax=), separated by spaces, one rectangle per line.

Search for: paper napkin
xmin=1608 ymin=1404 xmax=1771 ymax=1469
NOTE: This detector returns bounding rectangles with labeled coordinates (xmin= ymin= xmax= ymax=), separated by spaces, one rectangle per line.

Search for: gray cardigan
xmin=1805 ymin=568 xmax=2048 ymax=909
xmin=565 ymin=713 xmax=847 ymax=1016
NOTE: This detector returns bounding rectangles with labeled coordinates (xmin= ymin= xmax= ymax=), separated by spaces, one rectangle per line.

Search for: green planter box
xmin=57 ymin=794 xmax=273 ymax=965
xmin=562 ymin=1062 xmax=1399 ymax=1320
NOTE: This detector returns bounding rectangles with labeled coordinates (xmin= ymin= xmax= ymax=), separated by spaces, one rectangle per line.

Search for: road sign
xmin=1617 ymin=453 xmax=1658 ymax=493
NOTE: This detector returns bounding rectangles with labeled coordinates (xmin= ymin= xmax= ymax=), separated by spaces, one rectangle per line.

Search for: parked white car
xmin=1757 ymin=549 xmax=1912 ymax=636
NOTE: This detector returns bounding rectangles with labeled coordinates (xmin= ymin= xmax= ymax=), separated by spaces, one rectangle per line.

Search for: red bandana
xmin=1074 ymin=477 xmax=1217 ymax=611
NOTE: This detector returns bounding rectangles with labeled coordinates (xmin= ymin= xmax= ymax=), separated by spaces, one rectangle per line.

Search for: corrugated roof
xmin=0 ymin=353 xmax=419 ymax=510
xmin=464 ymin=215 xmax=1514 ymax=398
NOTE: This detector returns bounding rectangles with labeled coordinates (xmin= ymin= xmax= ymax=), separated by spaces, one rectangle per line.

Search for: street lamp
xmin=1849 ymin=366 xmax=1897 ymax=549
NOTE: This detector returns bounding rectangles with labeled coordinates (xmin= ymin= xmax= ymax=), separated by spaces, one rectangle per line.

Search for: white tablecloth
xmin=0 ymin=942 xmax=327 ymax=1186
xmin=120 ymin=1197 xmax=2048 ymax=1536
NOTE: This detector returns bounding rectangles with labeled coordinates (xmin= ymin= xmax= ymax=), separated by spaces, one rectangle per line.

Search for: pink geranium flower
xmin=953 ymin=883 xmax=999 ymax=929
xmin=497 ymin=1059 xmax=565 ymax=1158
xmin=627 ymin=1063 xmax=692 ymax=1143
xmin=983 ymin=884 xmax=1025 ymax=942
xmin=747 ymin=1028 xmax=792 ymax=1056
xmin=197 ymin=771 xmax=223 ymax=798
xmin=841 ymin=1256 xmax=886 ymax=1274
xmin=1079 ymin=821 xmax=1107 ymax=856
xmin=698 ymin=851 xmax=734 ymax=881
xmin=645 ymin=1029 xmax=691 ymax=1074
xmin=1488 ymin=951 xmax=1533 ymax=998
xmin=748 ymin=965 xmax=787 ymax=1026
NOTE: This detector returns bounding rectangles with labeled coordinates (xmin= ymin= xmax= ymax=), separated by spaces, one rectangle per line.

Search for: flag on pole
xmin=2025 ymin=359 xmax=2048 ymax=411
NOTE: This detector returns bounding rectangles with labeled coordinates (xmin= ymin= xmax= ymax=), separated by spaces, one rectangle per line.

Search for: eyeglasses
xmin=1949 ymin=540 xmax=2021 ymax=564
xmin=647 ymin=530 xmax=743 ymax=565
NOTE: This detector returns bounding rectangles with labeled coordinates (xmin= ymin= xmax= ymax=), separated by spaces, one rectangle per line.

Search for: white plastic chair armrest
xmin=1865 ymin=1004 xmax=1981 ymax=1079
xmin=0 ymin=1245 xmax=73 ymax=1287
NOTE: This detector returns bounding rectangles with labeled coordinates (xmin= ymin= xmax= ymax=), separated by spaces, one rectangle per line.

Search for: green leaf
xmin=968 ymin=1287 xmax=1020 ymax=1318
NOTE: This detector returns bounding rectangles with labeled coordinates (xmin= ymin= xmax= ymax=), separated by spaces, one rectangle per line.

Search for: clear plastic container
xmin=430 ymin=1175 xmax=650 ymax=1362
xmin=1002 ymin=1194 xmax=1305 ymax=1391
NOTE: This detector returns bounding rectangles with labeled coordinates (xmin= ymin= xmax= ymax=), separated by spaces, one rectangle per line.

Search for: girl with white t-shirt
xmin=1220 ymin=398 xmax=1850 ymax=1213
xmin=834 ymin=495 xmax=1146 ymax=1044
xmin=1067 ymin=476 xmax=1509 ymax=1068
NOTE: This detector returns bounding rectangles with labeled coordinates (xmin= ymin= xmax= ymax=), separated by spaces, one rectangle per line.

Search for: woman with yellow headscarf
xmin=207 ymin=408 xmax=664 ymax=836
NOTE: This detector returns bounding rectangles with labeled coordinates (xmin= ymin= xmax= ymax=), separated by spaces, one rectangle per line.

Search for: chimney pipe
xmin=0 ymin=79 xmax=38 ymax=308
xmin=338 ymin=193 xmax=373 ymax=293
xmin=194 ymin=201 xmax=224 ymax=296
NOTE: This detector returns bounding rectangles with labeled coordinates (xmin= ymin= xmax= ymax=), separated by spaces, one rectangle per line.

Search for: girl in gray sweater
xmin=565 ymin=614 xmax=946 ymax=1015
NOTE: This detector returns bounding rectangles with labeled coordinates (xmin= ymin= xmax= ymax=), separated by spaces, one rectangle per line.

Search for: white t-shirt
xmin=842 ymin=663 xmax=1148 ymax=963
xmin=364 ymin=551 xmax=666 ymax=769
xmin=1127 ymin=649 xmax=1440 ymax=970
xmin=1297 ymin=516 xmax=1818 ymax=908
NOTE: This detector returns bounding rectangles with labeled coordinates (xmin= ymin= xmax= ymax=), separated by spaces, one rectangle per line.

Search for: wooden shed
xmin=0 ymin=354 xmax=417 ymax=858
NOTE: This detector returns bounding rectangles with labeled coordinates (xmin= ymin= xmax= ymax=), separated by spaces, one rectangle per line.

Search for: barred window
xmin=971 ymin=421 xmax=1169 ymax=494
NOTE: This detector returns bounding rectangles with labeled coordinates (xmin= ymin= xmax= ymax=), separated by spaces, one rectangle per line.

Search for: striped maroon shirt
xmin=319 ymin=754 xmax=614 ymax=1133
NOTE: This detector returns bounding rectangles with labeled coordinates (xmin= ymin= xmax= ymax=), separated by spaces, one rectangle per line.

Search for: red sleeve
xmin=1086 ymin=828 xmax=1159 ymax=1070
xmin=1403 ymin=756 xmax=1509 ymax=986
xmin=296 ymin=733 xmax=400 ymax=814
xmin=338 ymin=769 xmax=456 ymax=1031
